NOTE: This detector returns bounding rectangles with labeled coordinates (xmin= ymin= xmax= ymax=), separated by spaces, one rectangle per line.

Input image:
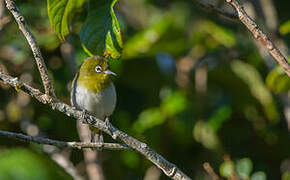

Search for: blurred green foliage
xmin=280 ymin=20 xmax=290 ymax=35
xmin=0 ymin=149 xmax=72 ymax=180
xmin=219 ymin=157 xmax=267 ymax=180
xmin=0 ymin=0 xmax=289 ymax=179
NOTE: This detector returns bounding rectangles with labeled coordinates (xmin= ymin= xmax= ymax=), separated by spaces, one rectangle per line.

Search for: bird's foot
xmin=91 ymin=131 xmax=104 ymax=151
xmin=81 ymin=109 xmax=89 ymax=124
xmin=105 ymin=116 xmax=110 ymax=126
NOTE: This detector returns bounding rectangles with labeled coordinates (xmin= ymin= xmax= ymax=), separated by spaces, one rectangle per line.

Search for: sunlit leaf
xmin=282 ymin=172 xmax=290 ymax=180
xmin=196 ymin=21 xmax=236 ymax=48
xmin=161 ymin=91 xmax=187 ymax=116
xmin=47 ymin=0 xmax=85 ymax=41
xmin=132 ymin=90 xmax=188 ymax=133
xmin=280 ymin=20 xmax=290 ymax=35
xmin=208 ymin=105 xmax=232 ymax=132
xmin=80 ymin=0 xmax=123 ymax=59
xmin=219 ymin=161 xmax=235 ymax=178
xmin=123 ymin=17 xmax=172 ymax=59
xmin=251 ymin=171 xmax=267 ymax=180
xmin=193 ymin=121 xmax=220 ymax=150
xmin=133 ymin=108 xmax=164 ymax=133
xmin=236 ymin=158 xmax=253 ymax=179
xmin=266 ymin=66 xmax=290 ymax=93
xmin=231 ymin=60 xmax=280 ymax=124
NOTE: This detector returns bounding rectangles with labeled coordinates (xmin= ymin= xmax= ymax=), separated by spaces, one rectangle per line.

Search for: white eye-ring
xmin=95 ymin=65 xmax=102 ymax=73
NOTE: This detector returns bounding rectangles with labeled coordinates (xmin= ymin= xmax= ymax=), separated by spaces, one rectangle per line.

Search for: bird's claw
xmin=105 ymin=117 xmax=110 ymax=126
xmin=81 ymin=109 xmax=89 ymax=124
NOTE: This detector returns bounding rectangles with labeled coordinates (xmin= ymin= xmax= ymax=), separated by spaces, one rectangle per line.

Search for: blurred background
xmin=0 ymin=0 xmax=289 ymax=179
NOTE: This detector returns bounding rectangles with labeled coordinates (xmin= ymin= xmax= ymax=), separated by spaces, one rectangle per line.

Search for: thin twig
xmin=77 ymin=121 xmax=105 ymax=180
xmin=60 ymin=39 xmax=77 ymax=76
xmin=0 ymin=0 xmax=4 ymax=19
xmin=224 ymin=0 xmax=290 ymax=76
xmin=0 ymin=16 xmax=10 ymax=28
xmin=0 ymin=70 xmax=192 ymax=180
xmin=19 ymin=120 xmax=84 ymax=180
xmin=144 ymin=166 xmax=162 ymax=180
xmin=2 ymin=0 xmax=192 ymax=179
xmin=195 ymin=0 xmax=238 ymax=20
xmin=0 ymin=130 xmax=130 ymax=150
xmin=48 ymin=151 xmax=84 ymax=180
xmin=4 ymin=0 xmax=56 ymax=97
xmin=203 ymin=162 xmax=220 ymax=180
xmin=195 ymin=0 xmax=290 ymax=76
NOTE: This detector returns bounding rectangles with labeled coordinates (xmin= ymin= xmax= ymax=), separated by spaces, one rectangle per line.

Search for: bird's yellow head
xmin=77 ymin=56 xmax=116 ymax=93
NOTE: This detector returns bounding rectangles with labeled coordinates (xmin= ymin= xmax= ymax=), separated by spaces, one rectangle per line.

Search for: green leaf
xmin=193 ymin=121 xmax=220 ymax=150
xmin=251 ymin=171 xmax=266 ymax=180
xmin=133 ymin=108 xmax=165 ymax=133
xmin=282 ymin=172 xmax=290 ymax=180
xmin=161 ymin=91 xmax=188 ymax=116
xmin=219 ymin=161 xmax=235 ymax=178
xmin=236 ymin=158 xmax=253 ymax=179
xmin=231 ymin=60 xmax=280 ymax=124
xmin=266 ymin=66 xmax=290 ymax=93
xmin=207 ymin=105 xmax=232 ymax=132
xmin=120 ymin=151 xmax=140 ymax=169
xmin=47 ymin=0 xmax=85 ymax=41
xmin=280 ymin=20 xmax=290 ymax=35
xmin=196 ymin=21 xmax=236 ymax=48
xmin=0 ymin=148 xmax=71 ymax=180
xmin=123 ymin=17 xmax=172 ymax=59
xmin=80 ymin=0 xmax=123 ymax=59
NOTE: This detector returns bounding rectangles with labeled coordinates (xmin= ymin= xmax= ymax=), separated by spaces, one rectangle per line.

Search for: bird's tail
xmin=89 ymin=125 xmax=103 ymax=144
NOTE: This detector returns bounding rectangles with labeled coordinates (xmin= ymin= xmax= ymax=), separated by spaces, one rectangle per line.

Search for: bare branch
xmin=4 ymin=0 xmax=56 ymax=97
xmin=195 ymin=0 xmax=290 ymax=76
xmin=225 ymin=0 xmax=290 ymax=76
xmin=0 ymin=16 xmax=10 ymax=28
xmin=0 ymin=70 xmax=192 ymax=180
xmin=203 ymin=162 xmax=220 ymax=180
xmin=195 ymin=0 xmax=238 ymax=20
xmin=50 ymin=152 xmax=84 ymax=180
xmin=144 ymin=166 xmax=161 ymax=180
xmin=44 ymin=146 xmax=84 ymax=180
xmin=2 ymin=1 xmax=192 ymax=179
xmin=77 ymin=122 xmax=105 ymax=180
xmin=0 ymin=130 xmax=130 ymax=150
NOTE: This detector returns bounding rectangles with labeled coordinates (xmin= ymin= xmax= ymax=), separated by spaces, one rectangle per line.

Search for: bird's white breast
xmin=74 ymin=82 xmax=116 ymax=120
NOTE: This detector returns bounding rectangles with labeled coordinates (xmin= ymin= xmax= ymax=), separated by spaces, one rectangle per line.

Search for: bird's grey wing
xmin=70 ymin=71 xmax=79 ymax=108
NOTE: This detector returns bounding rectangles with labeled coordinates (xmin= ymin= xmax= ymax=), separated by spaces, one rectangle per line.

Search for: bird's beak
xmin=103 ymin=69 xmax=117 ymax=76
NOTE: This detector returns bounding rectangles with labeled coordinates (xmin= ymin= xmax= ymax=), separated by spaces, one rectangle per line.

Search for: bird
xmin=70 ymin=56 xmax=117 ymax=143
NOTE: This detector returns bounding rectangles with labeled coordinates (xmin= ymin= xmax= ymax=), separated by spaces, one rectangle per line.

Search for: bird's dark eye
xmin=95 ymin=65 xmax=102 ymax=73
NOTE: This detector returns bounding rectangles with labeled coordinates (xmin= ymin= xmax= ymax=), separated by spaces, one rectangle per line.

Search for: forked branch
xmin=0 ymin=69 xmax=191 ymax=180
xmin=5 ymin=0 xmax=56 ymax=97
xmin=0 ymin=130 xmax=130 ymax=150
xmin=225 ymin=0 xmax=290 ymax=76
xmin=195 ymin=0 xmax=290 ymax=76
xmin=2 ymin=0 xmax=192 ymax=179
xmin=195 ymin=0 xmax=238 ymax=20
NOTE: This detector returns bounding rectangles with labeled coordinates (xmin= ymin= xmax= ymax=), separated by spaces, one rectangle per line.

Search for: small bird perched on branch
xmin=71 ymin=56 xmax=117 ymax=143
